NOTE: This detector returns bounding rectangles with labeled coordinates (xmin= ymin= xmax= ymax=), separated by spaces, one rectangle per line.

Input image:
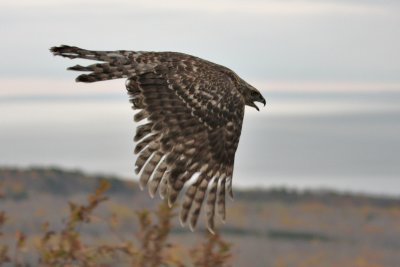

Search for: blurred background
xmin=1 ymin=0 xmax=400 ymax=195
xmin=2 ymin=1 xmax=400 ymax=266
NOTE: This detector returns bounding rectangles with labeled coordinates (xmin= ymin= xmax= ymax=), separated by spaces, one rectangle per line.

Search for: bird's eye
xmin=251 ymin=91 xmax=259 ymax=97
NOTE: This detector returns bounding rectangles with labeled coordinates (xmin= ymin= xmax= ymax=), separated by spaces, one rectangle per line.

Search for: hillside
xmin=1 ymin=166 xmax=400 ymax=267
xmin=2 ymin=166 xmax=399 ymax=206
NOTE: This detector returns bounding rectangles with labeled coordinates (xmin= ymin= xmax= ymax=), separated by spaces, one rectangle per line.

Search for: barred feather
xmin=133 ymin=110 xmax=149 ymax=122
xmin=134 ymin=123 xmax=153 ymax=141
xmin=148 ymin=160 xmax=167 ymax=197
xmin=189 ymin=168 xmax=216 ymax=231
xmin=206 ymin=176 xmax=220 ymax=233
xmin=139 ymin=151 xmax=162 ymax=189
xmin=218 ymin=177 xmax=227 ymax=222
xmin=179 ymin=179 xmax=201 ymax=225
xmin=159 ymin=176 xmax=168 ymax=199
xmin=134 ymin=134 xmax=158 ymax=155
xmin=135 ymin=144 xmax=157 ymax=174
xmin=50 ymin=44 xmax=263 ymax=233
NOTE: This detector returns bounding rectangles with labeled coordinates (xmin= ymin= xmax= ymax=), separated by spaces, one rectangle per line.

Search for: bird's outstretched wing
xmin=50 ymin=46 xmax=245 ymax=232
xmin=128 ymin=57 xmax=245 ymax=232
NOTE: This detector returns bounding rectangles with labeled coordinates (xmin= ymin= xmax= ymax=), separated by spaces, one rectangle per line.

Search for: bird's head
xmin=243 ymin=83 xmax=266 ymax=111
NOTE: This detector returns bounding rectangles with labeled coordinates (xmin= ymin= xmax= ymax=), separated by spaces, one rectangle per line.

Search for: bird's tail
xmin=50 ymin=45 xmax=140 ymax=83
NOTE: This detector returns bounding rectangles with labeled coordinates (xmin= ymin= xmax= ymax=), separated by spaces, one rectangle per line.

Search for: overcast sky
xmin=1 ymin=0 xmax=400 ymax=195
xmin=1 ymin=0 xmax=399 ymax=85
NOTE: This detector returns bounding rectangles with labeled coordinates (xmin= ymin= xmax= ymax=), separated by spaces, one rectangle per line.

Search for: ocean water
xmin=1 ymin=86 xmax=400 ymax=196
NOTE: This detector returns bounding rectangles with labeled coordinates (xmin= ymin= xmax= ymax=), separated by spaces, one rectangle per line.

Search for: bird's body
xmin=50 ymin=45 xmax=265 ymax=232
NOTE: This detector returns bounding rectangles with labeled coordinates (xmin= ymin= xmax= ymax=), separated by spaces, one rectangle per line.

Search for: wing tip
xmin=189 ymin=223 xmax=196 ymax=232
xmin=50 ymin=45 xmax=79 ymax=59
xmin=148 ymin=188 xmax=155 ymax=199
xmin=167 ymin=198 xmax=173 ymax=208
xmin=49 ymin=45 xmax=66 ymax=55
xmin=138 ymin=182 xmax=145 ymax=191
xmin=179 ymin=216 xmax=186 ymax=227
xmin=207 ymin=225 xmax=216 ymax=235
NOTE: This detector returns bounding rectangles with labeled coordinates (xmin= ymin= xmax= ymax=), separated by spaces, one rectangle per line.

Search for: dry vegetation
xmin=0 ymin=179 xmax=231 ymax=267
xmin=1 ymin=167 xmax=400 ymax=267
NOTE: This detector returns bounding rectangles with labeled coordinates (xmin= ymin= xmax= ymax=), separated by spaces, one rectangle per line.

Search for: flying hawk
xmin=50 ymin=45 xmax=266 ymax=233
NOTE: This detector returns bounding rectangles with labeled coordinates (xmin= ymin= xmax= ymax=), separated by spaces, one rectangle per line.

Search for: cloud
xmin=1 ymin=0 xmax=399 ymax=83
xmin=0 ymin=0 xmax=393 ymax=15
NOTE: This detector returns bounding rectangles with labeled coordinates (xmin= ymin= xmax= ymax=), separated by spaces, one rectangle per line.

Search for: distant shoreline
xmin=1 ymin=165 xmax=399 ymax=204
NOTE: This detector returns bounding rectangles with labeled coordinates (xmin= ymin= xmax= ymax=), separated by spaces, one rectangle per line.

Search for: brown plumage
xmin=50 ymin=45 xmax=266 ymax=233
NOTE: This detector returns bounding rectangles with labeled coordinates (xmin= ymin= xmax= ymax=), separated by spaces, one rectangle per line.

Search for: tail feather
xmin=50 ymin=45 xmax=143 ymax=83
xmin=50 ymin=45 xmax=128 ymax=61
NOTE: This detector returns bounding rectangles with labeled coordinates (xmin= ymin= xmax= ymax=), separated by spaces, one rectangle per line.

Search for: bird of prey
xmin=50 ymin=45 xmax=266 ymax=233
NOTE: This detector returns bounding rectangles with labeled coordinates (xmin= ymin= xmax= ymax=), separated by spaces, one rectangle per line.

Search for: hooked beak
xmin=249 ymin=102 xmax=259 ymax=111
xmin=260 ymin=97 xmax=266 ymax=106
xmin=250 ymin=97 xmax=266 ymax=111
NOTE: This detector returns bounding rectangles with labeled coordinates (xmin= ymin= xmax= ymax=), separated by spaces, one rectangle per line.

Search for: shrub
xmin=0 ymin=180 xmax=232 ymax=267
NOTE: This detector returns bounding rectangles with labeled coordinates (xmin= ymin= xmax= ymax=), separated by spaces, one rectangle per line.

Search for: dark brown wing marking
xmin=50 ymin=46 xmax=245 ymax=233
xmin=127 ymin=57 xmax=245 ymax=232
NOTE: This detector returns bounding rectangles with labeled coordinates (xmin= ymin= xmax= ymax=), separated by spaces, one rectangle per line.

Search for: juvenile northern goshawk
xmin=50 ymin=45 xmax=266 ymax=233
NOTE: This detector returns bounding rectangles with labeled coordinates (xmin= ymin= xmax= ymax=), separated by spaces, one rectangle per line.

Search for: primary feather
xmin=50 ymin=45 xmax=265 ymax=233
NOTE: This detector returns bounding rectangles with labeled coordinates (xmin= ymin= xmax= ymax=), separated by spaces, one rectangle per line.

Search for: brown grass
xmin=0 ymin=180 xmax=232 ymax=267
